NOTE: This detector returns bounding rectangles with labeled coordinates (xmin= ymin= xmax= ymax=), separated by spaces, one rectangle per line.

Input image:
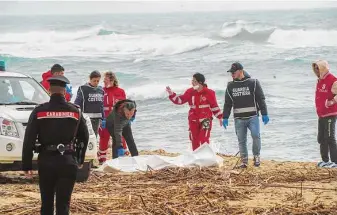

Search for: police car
xmin=0 ymin=71 xmax=97 ymax=182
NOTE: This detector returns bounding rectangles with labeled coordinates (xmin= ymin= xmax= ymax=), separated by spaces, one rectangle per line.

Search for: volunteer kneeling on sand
xmin=106 ymin=99 xmax=139 ymax=159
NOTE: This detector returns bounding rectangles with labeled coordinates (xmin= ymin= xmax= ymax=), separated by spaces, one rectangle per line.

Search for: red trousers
xmin=98 ymin=128 xmax=127 ymax=163
xmin=188 ymin=119 xmax=213 ymax=151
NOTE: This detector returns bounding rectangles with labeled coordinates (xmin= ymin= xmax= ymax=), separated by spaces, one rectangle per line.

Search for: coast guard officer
xmin=22 ymin=75 xmax=89 ymax=215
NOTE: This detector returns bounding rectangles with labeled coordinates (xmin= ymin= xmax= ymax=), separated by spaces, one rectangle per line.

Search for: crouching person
xmin=106 ymin=99 xmax=139 ymax=158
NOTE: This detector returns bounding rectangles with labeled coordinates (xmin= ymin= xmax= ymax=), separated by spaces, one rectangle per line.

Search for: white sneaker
xmin=326 ymin=162 xmax=337 ymax=168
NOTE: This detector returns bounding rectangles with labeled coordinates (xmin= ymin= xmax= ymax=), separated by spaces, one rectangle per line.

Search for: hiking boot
xmin=238 ymin=163 xmax=248 ymax=168
xmin=235 ymin=162 xmax=248 ymax=169
xmin=253 ymin=156 xmax=260 ymax=167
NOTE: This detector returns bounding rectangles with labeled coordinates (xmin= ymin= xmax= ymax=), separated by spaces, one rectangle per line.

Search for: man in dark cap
xmin=41 ymin=64 xmax=73 ymax=102
xmin=22 ymin=75 xmax=89 ymax=215
xmin=223 ymin=62 xmax=269 ymax=168
xmin=106 ymin=99 xmax=139 ymax=159
xmin=166 ymin=73 xmax=223 ymax=151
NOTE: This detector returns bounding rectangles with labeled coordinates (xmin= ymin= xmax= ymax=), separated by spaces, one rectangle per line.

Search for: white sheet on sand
xmin=95 ymin=144 xmax=223 ymax=173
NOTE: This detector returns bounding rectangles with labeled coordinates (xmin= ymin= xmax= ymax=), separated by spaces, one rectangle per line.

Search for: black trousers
xmin=90 ymin=118 xmax=101 ymax=137
xmin=38 ymin=153 xmax=78 ymax=215
xmin=108 ymin=123 xmax=139 ymax=159
xmin=318 ymin=116 xmax=337 ymax=163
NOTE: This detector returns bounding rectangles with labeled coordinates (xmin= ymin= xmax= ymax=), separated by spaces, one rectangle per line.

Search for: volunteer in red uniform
xmin=313 ymin=60 xmax=337 ymax=168
xmin=41 ymin=64 xmax=72 ymax=102
xmin=98 ymin=71 xmax=127 ymax=163
xmin=166 ymin=73 xmax=223 ymax=151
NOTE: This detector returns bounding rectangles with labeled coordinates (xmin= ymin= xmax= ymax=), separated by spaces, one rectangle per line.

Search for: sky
xmin=1 ymin=0 xmax=337 ymax=15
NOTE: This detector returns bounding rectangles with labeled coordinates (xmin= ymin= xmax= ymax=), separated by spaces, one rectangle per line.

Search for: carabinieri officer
xmin=22 ymin=75 xmax=89 ymax=215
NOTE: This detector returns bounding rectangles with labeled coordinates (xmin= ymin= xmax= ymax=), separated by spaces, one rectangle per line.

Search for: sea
xmin=1 ymin=8 xmax=337 ymax=162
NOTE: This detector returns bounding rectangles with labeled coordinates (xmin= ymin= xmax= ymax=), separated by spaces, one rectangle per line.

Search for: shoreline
xmin=1 ymin=149 xmax=337 ymax=215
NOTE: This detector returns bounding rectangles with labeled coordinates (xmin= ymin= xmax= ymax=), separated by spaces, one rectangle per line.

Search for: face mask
xmin=193 ymin=85 xmax=200 ymax=90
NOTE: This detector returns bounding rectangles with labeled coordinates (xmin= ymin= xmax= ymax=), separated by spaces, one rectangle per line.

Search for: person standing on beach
xmin=223 ymin=62 xmax=269 ymax=168
xmin=166 ymin=73 xmax=223 ymax=151
xmin=41 ymin=64 xmax=73 ymax=102
xmin=22 ymin=76 xmax=89 ymax=215
xmin=313 ymin=60 xmax=337 ymax=168
xmin=74 ymin=70 xmax=104 ymax=137
xmin=98 ymin=71 xmax=130 ymax=163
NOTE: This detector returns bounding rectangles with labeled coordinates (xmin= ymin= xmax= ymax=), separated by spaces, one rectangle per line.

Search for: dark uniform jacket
xmin=74 ymin=83 xmax=104 ymax=119
xmin=223 ymin=76 xmax=268 ymax=119
xmin=22 ymin=94 xmax=89 ymax=171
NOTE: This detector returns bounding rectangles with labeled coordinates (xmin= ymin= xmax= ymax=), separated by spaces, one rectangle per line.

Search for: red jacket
xmin=41 ymin=70 xmax=71 ymax=102
xmin=169 ymin=87 xmax=223 ymax=121
xmin=103 ymin=86 xmax=126 ymax=117
xmin=315 ymin=72 xmax=337 ymax=117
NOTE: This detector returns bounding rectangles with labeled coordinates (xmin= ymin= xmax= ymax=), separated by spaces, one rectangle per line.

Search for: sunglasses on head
xmin=124 ymin=102 xmax=136 ymax=111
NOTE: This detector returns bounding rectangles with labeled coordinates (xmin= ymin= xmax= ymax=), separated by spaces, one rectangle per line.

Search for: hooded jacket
xmin=41 ymin=70 xmax=72 ymax=102
xmin=313 ymin=60 xmax=337 ymax=117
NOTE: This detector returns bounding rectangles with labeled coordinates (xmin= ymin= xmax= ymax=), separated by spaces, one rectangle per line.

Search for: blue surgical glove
xmin=117 ymin=147 xmax=125 ymax=157
xmin=101 ymin=119 xmax=106 ymax=129
xmin=222 ymin=118 xmax=229 ymax=129
xmin=262 ymin=115 xmax=269 ymax=125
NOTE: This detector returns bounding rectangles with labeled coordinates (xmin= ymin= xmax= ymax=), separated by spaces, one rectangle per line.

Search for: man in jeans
xmin=313 ymin=60 xmax=337 ymax=168
xmin=223 ymin=62 xmax=269 ymax=168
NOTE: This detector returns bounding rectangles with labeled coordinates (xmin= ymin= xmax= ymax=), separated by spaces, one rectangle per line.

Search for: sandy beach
xmin=1 ymin=150 xmax=337 ymax=215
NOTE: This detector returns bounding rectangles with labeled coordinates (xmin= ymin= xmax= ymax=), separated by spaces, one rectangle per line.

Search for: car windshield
xmin=0 ymin=76 xmax=50 ymax=105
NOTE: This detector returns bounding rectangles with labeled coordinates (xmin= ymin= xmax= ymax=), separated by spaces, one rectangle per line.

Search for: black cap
xmin=47 ymin=76 xmax=70 ymax=87
xmin=227 ymin=62 xmax=243 ymax=73
xmin=193 ymin=73 xmax=205 ymax=84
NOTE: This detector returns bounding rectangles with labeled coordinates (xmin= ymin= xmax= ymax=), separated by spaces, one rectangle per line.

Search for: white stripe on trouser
xmin=214 ymin=112 xmax=221 ymax=117
xmin=328 ymin=119 xmax=331 ymax=137
xmin=234 ymin=107 xmax=257 ymax=114
xmin=98 ymin=149 xmax=108 ymax=154
xmin=98 ymin=154 xmax=107 ymax=159
xmin=211 ymin=107 xmax=220 ymax=111
xmin=205 ymin=129 xmax=209 ymax=141
xmin=85 ymin=113 xmax=102 ymax=118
